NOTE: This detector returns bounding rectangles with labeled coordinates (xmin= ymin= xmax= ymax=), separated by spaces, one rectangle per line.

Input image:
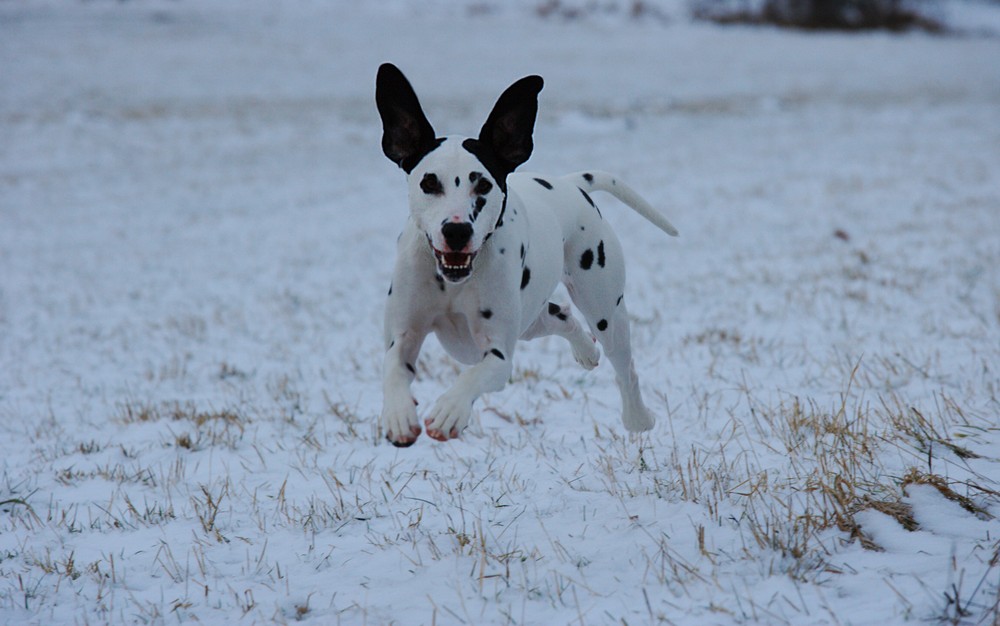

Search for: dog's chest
xmin=427 ymin=282 xmax=494 ymax=365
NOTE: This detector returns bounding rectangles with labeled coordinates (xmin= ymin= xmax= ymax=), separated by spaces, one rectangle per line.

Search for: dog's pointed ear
xmin=376 ymin=63 xmax=439 ymax=173
xmin=478 ymin=75 xmax=544 ymax=175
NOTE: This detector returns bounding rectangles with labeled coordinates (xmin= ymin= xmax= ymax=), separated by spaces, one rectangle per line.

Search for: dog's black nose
xmin=441 ymin=222 xmax=473 ymax=251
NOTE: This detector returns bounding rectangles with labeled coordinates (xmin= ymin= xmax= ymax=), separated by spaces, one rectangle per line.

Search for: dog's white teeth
xmin=433 ymin=247 xmax=475 ymax=273
xmin=439 ymin=255 xmax=472 ymax=269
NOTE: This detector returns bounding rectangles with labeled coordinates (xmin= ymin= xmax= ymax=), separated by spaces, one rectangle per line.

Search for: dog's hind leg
xmin=588 ymin=297 xmax=656 ymax=432
xmin=520 ymin=302 xmax=600 ymax=370
xmin=564 ymin=232 xmax=656 ymax=432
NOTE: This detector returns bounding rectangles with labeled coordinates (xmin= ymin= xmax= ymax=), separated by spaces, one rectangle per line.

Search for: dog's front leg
xmin=425 ymin=342 xmax=514 ymax=441
xmin=381 ymin=329 xmax=427 ymax=447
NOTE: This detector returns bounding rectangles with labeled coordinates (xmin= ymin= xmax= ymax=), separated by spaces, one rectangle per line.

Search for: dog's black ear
xmin=478 ymin=75 xmax=544 ymax=175
xmin=376 ymin=63 xmax=439 ymax=173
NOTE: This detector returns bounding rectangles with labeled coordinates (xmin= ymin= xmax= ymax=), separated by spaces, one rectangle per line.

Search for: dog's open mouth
xmin=433 ymin=248 xmax=477 ymax=282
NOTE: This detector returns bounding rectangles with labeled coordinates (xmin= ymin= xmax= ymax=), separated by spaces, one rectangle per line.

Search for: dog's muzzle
xmin=433 ymin=247 xmax=477 ymax=283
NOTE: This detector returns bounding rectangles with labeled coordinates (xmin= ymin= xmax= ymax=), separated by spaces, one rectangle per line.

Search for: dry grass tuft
xmin=902 ymin=469 xmax=993 ymax=519
xmin=114 ymin=401 xmax=248 ymax=450
xmin=887 ymin=401 xmax=982 ymax=461
xmin=717 ymin=357 xmax=999 ymax=564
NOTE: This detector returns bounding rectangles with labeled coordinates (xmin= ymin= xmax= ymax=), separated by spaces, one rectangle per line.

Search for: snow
xmin=2 ymin=1 xmax=1000 ymax=624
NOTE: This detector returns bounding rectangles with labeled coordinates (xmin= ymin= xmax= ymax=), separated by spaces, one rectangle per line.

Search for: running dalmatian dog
xmin=376 ymin=63 xmax=678 ymax=447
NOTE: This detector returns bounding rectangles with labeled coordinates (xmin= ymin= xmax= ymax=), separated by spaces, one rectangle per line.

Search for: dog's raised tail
xmin=570 ymin=171 xmax=678 ymax=237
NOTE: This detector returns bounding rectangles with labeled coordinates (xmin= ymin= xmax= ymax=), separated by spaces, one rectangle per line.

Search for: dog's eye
xmin=420 ymin=173 xmax=444 ymax=195
xmin=474 ymin=177 xmax=493 ymax=196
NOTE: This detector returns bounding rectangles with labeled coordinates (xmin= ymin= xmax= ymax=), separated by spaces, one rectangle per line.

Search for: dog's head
xmin=376 ymin=63 xmax=543 ymax=284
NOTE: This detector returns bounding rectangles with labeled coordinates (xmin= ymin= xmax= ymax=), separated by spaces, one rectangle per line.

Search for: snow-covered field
xmin=2 ymin=1 xmax=1000 ymax=624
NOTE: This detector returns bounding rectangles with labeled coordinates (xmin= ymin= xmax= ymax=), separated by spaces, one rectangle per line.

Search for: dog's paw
xmin=382 ymin=394 xmax=422 ymax=447
xmin=572 ymin=335 xmax=600 ymax=370
xmin=424 ymin=393 xmax=472 ymax=441
xmin=621 ymin=403 xmax=655 ymax=432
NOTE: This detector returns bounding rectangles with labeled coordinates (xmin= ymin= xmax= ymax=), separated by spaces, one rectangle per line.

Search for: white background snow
xmin=2 ymin=1 xmax=1000 ymax=624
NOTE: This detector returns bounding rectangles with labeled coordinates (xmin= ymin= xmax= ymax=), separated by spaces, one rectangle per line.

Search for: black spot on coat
xmin=534 ymin=177 xmax=553 ymax=190
xmin=597 ymin=240 xmax=605 ymax=267
xmin=420 ymin=173 xmax=444 ymax=195
xmin=481 ymin=309 xmax=493 ymax=319
xmin=474 ymin=177 xmax=493 ymax=195
xmin=597 ymin=319 xmax=608 ymax=331
xmin=548 ymin=302 xmax=568 ymax=321
xmin=521 ymin=267 xmax=531 ymax=290
xmin=461 ymin=138 xmax=508 ymax=193
xmin=579 ymin=187 xmax=594 ymax=207
xmin=472 ymin=195 xmax=487 ymax=221
xmin=406 ymin=362 xmax=416 ymax=374
xmin=490 ymin=348 xmax=505 ymax=360
xmin=582 ymin=172 xmax=594 ymax=183
xmin=580 ymin=249 xmax=594 ymax=270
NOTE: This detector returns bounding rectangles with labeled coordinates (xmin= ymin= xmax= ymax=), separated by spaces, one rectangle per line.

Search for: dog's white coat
xmin=381 ymin=136 xmax=676 ymax=445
